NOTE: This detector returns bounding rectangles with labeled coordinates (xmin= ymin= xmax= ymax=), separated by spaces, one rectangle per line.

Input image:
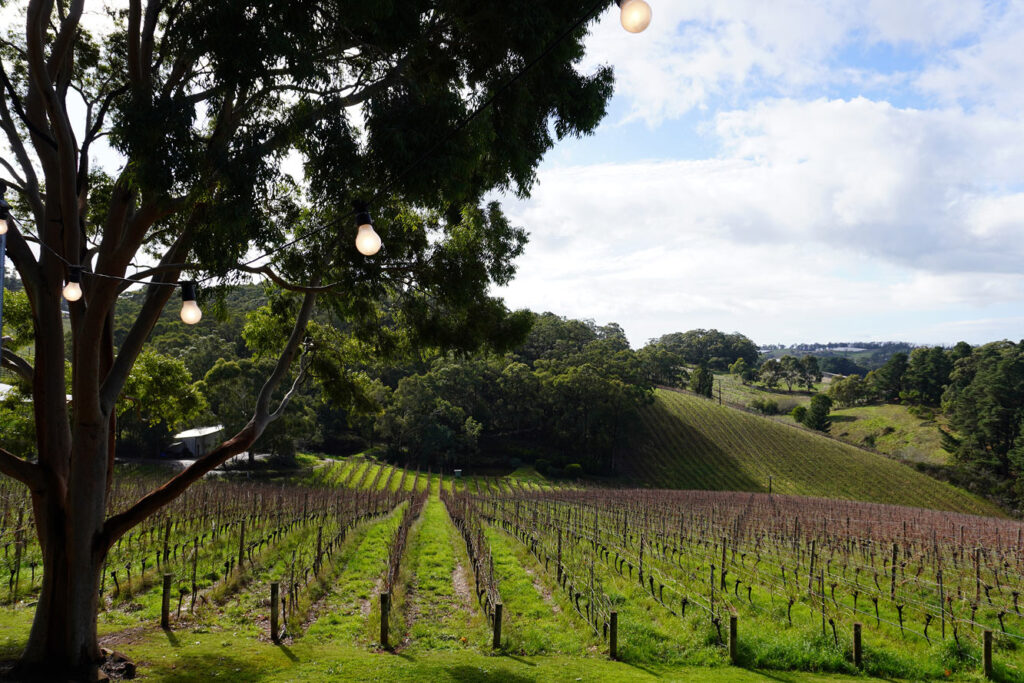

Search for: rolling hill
xmin=626 ymin=388 xmax=1003 ymax=517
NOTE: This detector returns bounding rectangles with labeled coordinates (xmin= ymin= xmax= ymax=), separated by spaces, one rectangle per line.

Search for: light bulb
xmin=180 ymin=300 xmax=202 ymax=325
xmin=619 ymin=0 xmax=652 ymax=33
xmin=355 ymin=223 xmax=382 ymax=256
xmin=62 ymin=280 xmax=82 ymax=302
xmin=179 ymin=281 xmax=202 ymax=324
xmin=0 ymin=217 xmax=7 ymax=235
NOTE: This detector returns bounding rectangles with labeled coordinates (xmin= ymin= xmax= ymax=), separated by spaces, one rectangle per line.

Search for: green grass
xmin=402 ymin=498 xmax=490 ymax=651
xmin=631 ymin=389 xmax=1002 ymax=516
xmin=714 ymin=372 xmax=821 ymax=412
xmin=1 ymin=492 xmax=876 ymax=682
xmin=829 ymin=403 xmax=948 ymax=463
xmin=0 ymin=606 xmax=875 ymax=682
xmin=713 ymin=374 xmax=951 ymax=465
xmin=483 ymin=525 xmax=601 ymax=656
xmin=305 ymin=505 xmax=405 ymax=646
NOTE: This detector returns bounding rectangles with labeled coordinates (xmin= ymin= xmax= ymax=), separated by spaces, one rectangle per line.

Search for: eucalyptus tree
xmin=0 ymin=0 xmax=614 ymax=676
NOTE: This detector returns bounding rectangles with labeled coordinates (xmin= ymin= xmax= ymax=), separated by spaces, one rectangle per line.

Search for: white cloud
xmin=916 ymin=4 xmax=1024 ymax=112
xmin=499 ymin=96 xmax=1024 ymax=345
xmin=582 ymin=0 xmax=996 ymax=125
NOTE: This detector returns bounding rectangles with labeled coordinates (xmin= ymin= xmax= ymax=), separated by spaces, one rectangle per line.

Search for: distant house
xmin=169 ymin=425 xmax=224 ymax=458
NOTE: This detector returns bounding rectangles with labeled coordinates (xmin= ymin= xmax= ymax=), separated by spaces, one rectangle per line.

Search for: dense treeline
xmin=6 ymin=274 xmax=1023 ymax=502
xmin=377 ymin=314 xmax=652 ymax=473
xmin=818 ymin=341 xmax=1024 ymax=510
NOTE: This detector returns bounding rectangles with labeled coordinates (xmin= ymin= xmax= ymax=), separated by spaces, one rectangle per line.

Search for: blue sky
xmin=496 ymin=0 xmax=1024 ymax=347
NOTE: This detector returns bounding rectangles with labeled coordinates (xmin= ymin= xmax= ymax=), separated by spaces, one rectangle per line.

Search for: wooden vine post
xmin=270 ymin=582 xmax=280 ymax=643
xmin=238 ymin=519 xmax=247 ymax=571
xmin=609 ymin=611 xmax=618 ymax=660
xmin=729 ymin=614 xmax=738 ymax=664
xmin=160 ymin=573 xmax=172 ymax=629
xmin=853 ymin=622 xmax=862 ymax=668
xmin=984 ymin=630 xmax=993 ymax=679
xmin=380 ymin=591 xmax=391 ymax=649
xmin=493 ymin=603 xmax=503 ymax=649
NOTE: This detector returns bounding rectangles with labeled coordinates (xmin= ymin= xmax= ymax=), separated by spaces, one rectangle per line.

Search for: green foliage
xmin=827 ymin=374 xmax=871 ymax=407
xmin=728 ymin=357 xmax=749 ymax=382
xmin=758 ymin=358 xmax=782 ymax=390
xmin=872 ymin=352 xmax=909 ymax=401
xmin=690 ymin=364 xmax=714 ymax=398
xmin=804 ymin=394 xmax=833 ymax=432
xmin=118 ymin=350 xmax=206 ymax=431
xmin=563 ymin=463 xmax=583 ymax=479
xmin=377 ymin=374 xmax=482 ymax=465
xmin=798 ymin=354 xmax=822 ymax=389
xmin=790 ymin=405 xmax=807 ymax=422
xmin=374 ymin=313 xmax=652 ymax=473
xmin=116 ymin=350 xmax=207 ymax=456
xmin=0 ymin=289 xmax=33 ymax=349
xmin=0 ymin=386 xmax=35 ymax=459
xmin=638 ymin=343 xmax=688 ymax=387
xmin=751 ymin=398 xmax=780 ymax=415
xmin=943 ymin=340 xmax=1024 ymax=478
xmin=778 ymin=355 xmax=801 ymax=392
xmin=651 ymin=329 xmax=758 ymax=370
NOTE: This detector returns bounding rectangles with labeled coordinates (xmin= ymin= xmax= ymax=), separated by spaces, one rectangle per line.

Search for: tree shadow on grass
xmin=635 ymin=399 xmax=766 ymax=493
xmin=444 ymin=665 xmax=535 ymax=682
xmin=139 ymin=652 xmax=272 ymax=682
xmin=162 ymin=627 xmax=181 ymax=647
xmin=615 ymin=657 xmax=662 ymax=677
xmin=275 ymin=643 xmax=298 ymax=662
xmin=498 ymin=652 xmax=536 ymax=666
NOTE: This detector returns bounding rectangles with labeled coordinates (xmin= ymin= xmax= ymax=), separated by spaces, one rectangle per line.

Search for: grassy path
xmin=484 ymin=524 xmax=600 ymax=655
xmin=304 ymin=504 xmax=405 ymax=646
xmin=402 ymin=497 xmax=490 ymax=651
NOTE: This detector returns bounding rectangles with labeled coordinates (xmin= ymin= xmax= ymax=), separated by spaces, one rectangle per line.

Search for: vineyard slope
xmin=628 ymin=389 xmax=1003 ymax=516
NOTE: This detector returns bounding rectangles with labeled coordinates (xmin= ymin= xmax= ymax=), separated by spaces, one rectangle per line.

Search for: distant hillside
xmin=627 ymin=389 xmax=1003 ymax=517
xmin=758 ymin=341 xmax=915 ymax=372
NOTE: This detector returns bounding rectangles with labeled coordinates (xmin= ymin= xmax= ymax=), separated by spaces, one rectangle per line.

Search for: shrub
xmin=790 ymin=405 xmax=807 ymax=422
xmin=563 ymin=463 xmax=583 ymax=479
xmin=534 ymin=458 xmax=551 ymax=475
xmin=750 ymin=398 xmax=779 ymax=415
xmin=804 ymin=394 xmax=833 ymax=432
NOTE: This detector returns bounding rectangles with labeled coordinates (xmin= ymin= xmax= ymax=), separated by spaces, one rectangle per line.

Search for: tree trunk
xmin=20 ymin=514 xmax=104 ymax=679
xmin=19 ymin=441 xmax=108 ymax=680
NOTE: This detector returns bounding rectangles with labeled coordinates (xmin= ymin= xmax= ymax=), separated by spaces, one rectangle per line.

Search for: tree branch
xmin=0 ymin=217 xmax=43 ymax=293
xmin=45 ymin=0 xmax=83 ymax=81
xmin=0 ymin=446 xmax=44 ymax=492
xmin=1 ymin=344 xmax=35 ymax=384
xmin=115 ymin=262 xmax=196 ymax=293
xmin=98 ymin=230 xmax=191 ymax=413
xmin=269 ymin=343 xmax=312 ymax=421
xmin=0 ymin=58 xmax=57 ymax=151
xmin=253 ymin=279 xmax=320 ymax=419
xmin=0 ymin=67 xmax=46 ymax=223
xmin=99 ymin=423 xmax=259 ymax=548
xmin=237 ymin=264 xmax=340 ymax=293
xmin=100 ymin=279 xmax=321 ymax=547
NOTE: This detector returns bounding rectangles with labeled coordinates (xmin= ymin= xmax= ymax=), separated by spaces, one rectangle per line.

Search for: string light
xmin=353 ymin=202 xmax=382 ymax=256
xmin=617 ymin=0 xmax=652 ymax=33
xmin=62 ymin=266 xmax=83 ymax=302
xmin=179 ymin=281 xmax=202 ymax=324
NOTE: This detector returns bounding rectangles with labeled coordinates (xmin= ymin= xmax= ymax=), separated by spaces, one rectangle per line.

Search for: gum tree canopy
xmin=0 ymin=0 xmax=613 ymax=676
